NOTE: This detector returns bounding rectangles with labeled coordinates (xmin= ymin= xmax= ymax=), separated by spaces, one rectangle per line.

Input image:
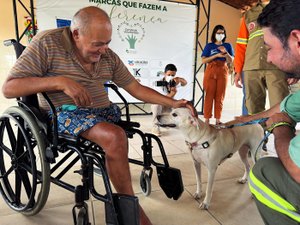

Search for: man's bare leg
xmin=81 ymin=122 xmax=152 ymax=225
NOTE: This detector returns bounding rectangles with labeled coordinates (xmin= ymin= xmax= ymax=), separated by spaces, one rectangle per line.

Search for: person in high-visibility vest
xmin=233 ymin=0 xmax=300 ymax=224
xmin=234 ymin=0 xmax=290 ymax=115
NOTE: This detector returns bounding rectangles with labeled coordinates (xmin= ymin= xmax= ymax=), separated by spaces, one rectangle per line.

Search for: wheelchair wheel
xmin=0 ymin=106 xmax=50 ymax=216
xmin=140 ymin=170 xmax=151 ymax=196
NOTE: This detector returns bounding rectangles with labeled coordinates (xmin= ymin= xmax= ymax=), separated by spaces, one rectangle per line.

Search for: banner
xmin=36 ymin=0 xmax=196 ymax=102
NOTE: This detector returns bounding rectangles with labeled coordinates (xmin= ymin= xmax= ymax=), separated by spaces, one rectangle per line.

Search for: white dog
xmin=158 ymin=108 xmax=264 ymax=209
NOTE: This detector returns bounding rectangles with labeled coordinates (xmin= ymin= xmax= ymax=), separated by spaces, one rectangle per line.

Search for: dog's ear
xmin=190 ymin=116 xmax=200 ymax=130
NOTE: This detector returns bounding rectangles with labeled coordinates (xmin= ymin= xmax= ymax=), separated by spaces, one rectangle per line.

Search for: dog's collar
xmin=185 ymin=134 xmax=217 ymax=151
xmin=185 ymin=122 xmax=220 ymax=151
xmin=185 ymin=140 xmax=209 ymax=149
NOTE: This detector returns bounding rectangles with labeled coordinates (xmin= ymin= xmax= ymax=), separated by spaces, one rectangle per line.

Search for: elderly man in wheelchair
xmin=1 ymin=6 xmax=197 ymax=225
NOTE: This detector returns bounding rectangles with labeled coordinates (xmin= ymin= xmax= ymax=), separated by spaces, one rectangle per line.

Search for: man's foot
xmin=151 ymin=125 xmax=161 ymax=136
xmin=205 ymin=119 xmax=210 ymax=124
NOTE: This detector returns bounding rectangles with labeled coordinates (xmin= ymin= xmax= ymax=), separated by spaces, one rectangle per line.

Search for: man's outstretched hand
xmin=172 ymin=99 xmax=198 ymax=118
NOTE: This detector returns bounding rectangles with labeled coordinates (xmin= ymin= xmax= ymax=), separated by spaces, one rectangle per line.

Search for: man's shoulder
xmin=245 ymin=3 xmax=263 ymax=20
xmin=105 ymin=48 xmax=116 ymax=56
xmin=35 ymin=27 xmax=65 ymax=37
xmin=103 ymin=48 xmax=121 ymax=61
xmin=33 ymin=27 xmax=66 ymax=42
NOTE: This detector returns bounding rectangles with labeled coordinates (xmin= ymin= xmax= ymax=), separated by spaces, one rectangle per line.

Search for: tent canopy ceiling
xmin=217 ymin=0 xmax=258 ymax=9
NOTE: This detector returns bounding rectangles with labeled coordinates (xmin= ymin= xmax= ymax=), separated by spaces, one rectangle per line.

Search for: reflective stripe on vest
xmin=249 ymin=170 xmax=300 ymax=222
xmin=249 ymin=29 xmax=264 ymax=41
xmin=236 ymin=37 xmax=248 ymax=45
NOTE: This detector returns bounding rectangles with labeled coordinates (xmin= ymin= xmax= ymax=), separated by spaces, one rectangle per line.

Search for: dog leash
xmin=253 ymin=120 xmax=296 ymax=162
xmin=253 ymin=131 xmax=271 ymax=162
xmin=221 ymin=117 xmax=269 ymax=129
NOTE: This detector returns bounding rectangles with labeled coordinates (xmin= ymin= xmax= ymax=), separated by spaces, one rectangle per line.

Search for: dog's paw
xmin=237 ymin=178 xmax=247 ymax=184
xmin=193 ymin=192 xmax=202 ymax=199
xmin=198 ymin=202 xmax=209 ymax=210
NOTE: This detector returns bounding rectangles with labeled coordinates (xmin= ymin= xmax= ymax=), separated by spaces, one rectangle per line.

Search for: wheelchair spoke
xmin=0 ymin=118 xmax=5 ymax=139
xmin=15 ymin=168 xmax=22 ymax=205
xmin=18 ymin=167 xmax=34 ymax=200
xmin=0 ymin=147 xmax=16 ymax=202
xmin=15 ymin=129 xmax=26 ymax=155
xmin=0 ymin=165 xmax=14 ymax=179
xmin=3 ymin=118 xmax=17 ymax=151
xmin=19 ymin=161 xmax=43 ymax=187
xmin=0 ymin=127 xmax=27 ymax=164
xmin=0 ymin=145 xmax=14 ymax=158
xmin=0 ymin=165 xmax=15 ymax=202
xmin=18 ymin=160 xmax=32 ymax=174
xmin=16 ymin=148 xmax=31 ymax=165
xmin=0 ymin=175 xmax=15 ymax=204
xmin=0 ymin=121 xmax=17 ymax=157
xmin=0 ymin=120 xmax=7 ymax=148
xmin=7 ymin=120 xmax=17 ymax=150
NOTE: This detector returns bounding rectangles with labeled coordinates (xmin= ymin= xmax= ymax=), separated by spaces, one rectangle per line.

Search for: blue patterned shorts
xmin=49 ymin=104 xmax=121 ymax=136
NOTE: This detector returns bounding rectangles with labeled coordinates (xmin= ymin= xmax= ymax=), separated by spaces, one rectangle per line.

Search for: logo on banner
xmin=128 ymin=60 xmax=134 ymax=66
xmin=133 ymin=68 xmax=141 ymax=77
xmin=117 ymin=21 xmax=145 ymax=53
xmin=127 ymin=59 xmax=148 ymax=67
xmin=130 ymin=68 xmax=150 ymax=78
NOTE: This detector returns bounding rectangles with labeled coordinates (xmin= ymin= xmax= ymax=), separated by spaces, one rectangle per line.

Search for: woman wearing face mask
xmin=201 ymin=24 xmax=234 ymax=125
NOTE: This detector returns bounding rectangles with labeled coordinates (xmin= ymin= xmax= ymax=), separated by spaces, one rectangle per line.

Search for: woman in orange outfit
xmin=201 ymin=24 xmax=234 ymax=125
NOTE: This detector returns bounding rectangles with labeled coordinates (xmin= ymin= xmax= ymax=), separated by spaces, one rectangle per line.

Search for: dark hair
xmin=164 ymin=64 xmax=177 ymax=73
xmin=211 ymin=24 xmax=227 ymax=43
xmin=257 ymin=0 xmax=300 ymax=49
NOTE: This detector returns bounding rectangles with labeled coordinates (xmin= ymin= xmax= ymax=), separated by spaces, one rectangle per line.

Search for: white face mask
xmin=165 ymin=76 xmax=173 ymax=82
xmin=215 ymin=34 xmax=225 ymax=42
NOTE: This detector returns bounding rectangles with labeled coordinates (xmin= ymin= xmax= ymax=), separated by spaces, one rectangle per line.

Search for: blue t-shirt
xmin=201 ymin=42 xmax=234 ymax=61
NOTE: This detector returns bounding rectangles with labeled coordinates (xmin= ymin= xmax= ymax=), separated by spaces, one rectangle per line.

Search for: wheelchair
xmin=0 ymin=39 xmax=184 ymax=225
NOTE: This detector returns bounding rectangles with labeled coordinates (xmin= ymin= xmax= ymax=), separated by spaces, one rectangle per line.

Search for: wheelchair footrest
xmin=156 ymin=165 xmax=184 ymax=200
xmin=105 ymin=193 xmax=140 ymax=225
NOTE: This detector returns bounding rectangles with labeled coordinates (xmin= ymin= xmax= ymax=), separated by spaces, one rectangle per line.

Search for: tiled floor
xmin=0 ymin=106 xmax=270 ymax=225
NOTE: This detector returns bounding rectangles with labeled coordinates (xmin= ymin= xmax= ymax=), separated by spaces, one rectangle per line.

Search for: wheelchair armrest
xmin=4 ymin=39 xmax=26 ymax=59
xmin=117 ymin=120 xmax=140 ymax=129
xmin=104 ymin=83 xmax=118 ymax=91
xmin=104 ymin=82 xmax=131 ymax=122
